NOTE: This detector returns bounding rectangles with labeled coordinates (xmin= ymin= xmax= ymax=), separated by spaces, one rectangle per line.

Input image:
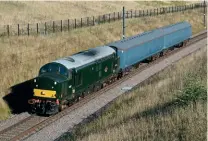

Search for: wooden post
xmin=103 ymin=15 xmax=105 ymax=23
xmin=87 ymin=17 xmax=89 ymax=26
xmin=27 ymin=23 xmax=29 ymax=36
xmin=17 ymin=24 xmax=19 ymax=36
xmin=45 ymin=22 xmax=46 ymax=35
xmin=37 ymin=23 xmax=38 ymax=34
xmin=75 ymin=19 xmax=76 ymax=29
xmin=118 ymin=12 xmax=120 ymax=19
xmin=131 ymin=10 xmax=132 ymax=18
xmin=109 ymin=14 xmax=110 ymax=23
xmin=61 ymin=20 xmax=62 ymax=32
xmin=157 ymin=8 xmax=158 ymax=15
xmin=7 ymin=25 xmax=9 ymax=36
xmin=126 ymin=11 xmax=128 ymax=18
xmin=53 ymin=21 xmax=55 ymax=33
xmin=93 ymin=16 xmax=95 ymax=26
xmin=114 ymin=12 xmax=115 ymax=21
xmin=143 ymin=10 xmax=144 ymax=16
xmin=135 ymin=10 xmax=136 ymax=18
xmin=81 ymin=18 xmax=82 ymax=27
xmin=68 ymin=19 xmax=69 ymax=31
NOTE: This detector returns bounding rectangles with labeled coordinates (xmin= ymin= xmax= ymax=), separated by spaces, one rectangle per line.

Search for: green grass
xmin=61 ymin=47 xmax=207 ymax=141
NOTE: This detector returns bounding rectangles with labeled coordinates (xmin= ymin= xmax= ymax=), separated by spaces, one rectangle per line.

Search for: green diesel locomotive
xmin=28 ymin=46 xmax=119 ymax=114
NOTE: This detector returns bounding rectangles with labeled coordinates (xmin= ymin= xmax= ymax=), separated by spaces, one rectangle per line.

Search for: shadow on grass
xmin=3 ymin=79 xmax=34 ymax=114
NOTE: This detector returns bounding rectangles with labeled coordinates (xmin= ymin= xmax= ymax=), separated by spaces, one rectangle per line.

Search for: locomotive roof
xmin=107 ymin=21 xmax=191 ymax=50
xmin=52 ymin=46 xmax=115 ymax=70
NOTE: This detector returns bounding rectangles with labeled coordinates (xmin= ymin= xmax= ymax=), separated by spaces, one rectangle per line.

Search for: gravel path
xmin=0 ymin=112 xmax=30 ymax=132
xmin=24 ymin=38 xmax=206 ymax=141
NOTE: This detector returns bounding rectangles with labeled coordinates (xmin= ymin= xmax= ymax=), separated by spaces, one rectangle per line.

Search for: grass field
xmin=0 ymin=1 xmax=195 ymax=25
xmin=66 ymin=46 xmax=207 ymax=141
xmin=0 ymin=2 xmax=205 ymax=120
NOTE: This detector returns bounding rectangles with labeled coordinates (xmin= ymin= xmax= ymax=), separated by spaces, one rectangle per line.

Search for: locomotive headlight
xmin=54 ymin=81 xmax=57 ymax=85
xmin=34 ymin=79 xmax=36 ymax=83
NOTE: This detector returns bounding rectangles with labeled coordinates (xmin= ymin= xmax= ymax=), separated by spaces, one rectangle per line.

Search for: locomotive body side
xmin=28 ymin=46 xmax=119 ymax=115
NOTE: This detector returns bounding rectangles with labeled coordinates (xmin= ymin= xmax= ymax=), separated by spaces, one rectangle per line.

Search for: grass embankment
xmin=64 ymin=45 xmax=207 ymax=141
xmin=0 ymin=1 xmax=194 ymax=25
xmin=0 ymin=6 xmax=205 ymax=119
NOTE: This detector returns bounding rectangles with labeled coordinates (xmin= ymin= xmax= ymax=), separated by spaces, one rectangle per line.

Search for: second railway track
xmin=0 ymin=30 xmax=207 ymax=141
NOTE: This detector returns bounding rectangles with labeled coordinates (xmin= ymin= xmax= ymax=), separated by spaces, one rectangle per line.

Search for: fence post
xmin=114 ymin=12 xmax=115 ymax=21
xmin=126 ymin=11 xmax=128 ymax=18
xmin=75 ymin=19 xmax=76 ymax=29
xmin=7 ymin=25 xmax=9 ymax=36
xmin=143 ymin=10 xmax=144 ymax=16
xmin=87 ymin=17 xmax=89 ymax=26
xmin=53 ymin=21 xmax=55 ymax=33
xmin=135 ymin=10 xmax=136 ymax=18
xmin=27 ymin=23 xmax=29 ymax=36
xmin=17 ymin=24 xmax=19 ymax=36
xmin=81 ymin=18 xmax=82 ymax=27
xmin=109 ymin=14 xmax=110 ymax=23
xmin=118 ymin=12 xmax=119 ymax=19
xmin=93 ymin=16 xmax=95 ymax=26
xmin=68 ymin=19 xmax=70 ymax=31
xmin=37 ymin=23 xmax=38 ymax=34
xmin=61 ymin=20 xmax=62 ymax=32
xmin=131 ymin=10 xmax=132 ymax=18
xmin=45 ymin=22 xmax=47 ymax=35
xmin=103 ymin=15 xmax=105 ymax=23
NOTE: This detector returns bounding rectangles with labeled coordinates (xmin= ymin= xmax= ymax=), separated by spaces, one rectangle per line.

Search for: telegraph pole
xmin=204 ymin=0 xmax=206 ymax=29
xmin=122 ymin=6 xmax=125 ymax=39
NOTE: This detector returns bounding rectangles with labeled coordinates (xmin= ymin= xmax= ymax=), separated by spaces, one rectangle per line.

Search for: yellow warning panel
xmin=34 ymin=89 xmax=56 ymax=98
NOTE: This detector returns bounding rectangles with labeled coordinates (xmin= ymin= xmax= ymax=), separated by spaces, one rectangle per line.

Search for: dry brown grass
xmin=71 ymin=47 xmax=207 ymax=141
xmin=0 ymin=6 xmax=205 ymax=119
xmin=0 ymin=1 xmax=196 ymax=25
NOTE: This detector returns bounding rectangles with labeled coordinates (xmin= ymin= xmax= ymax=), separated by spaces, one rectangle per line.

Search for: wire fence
xmin=0 ymin=2 xmax=206 ymax=37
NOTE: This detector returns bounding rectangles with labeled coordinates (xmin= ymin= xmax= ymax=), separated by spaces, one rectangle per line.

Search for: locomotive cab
xmin=28 ymin=63 xmax=74 ymax=115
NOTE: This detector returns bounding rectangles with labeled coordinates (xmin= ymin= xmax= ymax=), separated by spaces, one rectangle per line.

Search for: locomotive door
xmin=61 ymin=81 xmax=68 ymax=100
xmin=96 ymin=60 xmax=102 ymax=80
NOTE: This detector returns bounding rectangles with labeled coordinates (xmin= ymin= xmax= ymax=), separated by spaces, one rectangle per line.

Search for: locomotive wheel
xmin=59 ymin=104 xmax=64 ymax=112
xmin=81 ymin=92 xmax=85 ymax=98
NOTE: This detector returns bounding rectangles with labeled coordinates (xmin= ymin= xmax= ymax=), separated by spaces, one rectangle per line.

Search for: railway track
xmin=0 ymin=30 xmax=206 ymax=141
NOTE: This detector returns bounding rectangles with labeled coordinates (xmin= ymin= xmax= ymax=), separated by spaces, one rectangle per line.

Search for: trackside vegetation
xmin=57 ymin=47 xmax=206 ymax=141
